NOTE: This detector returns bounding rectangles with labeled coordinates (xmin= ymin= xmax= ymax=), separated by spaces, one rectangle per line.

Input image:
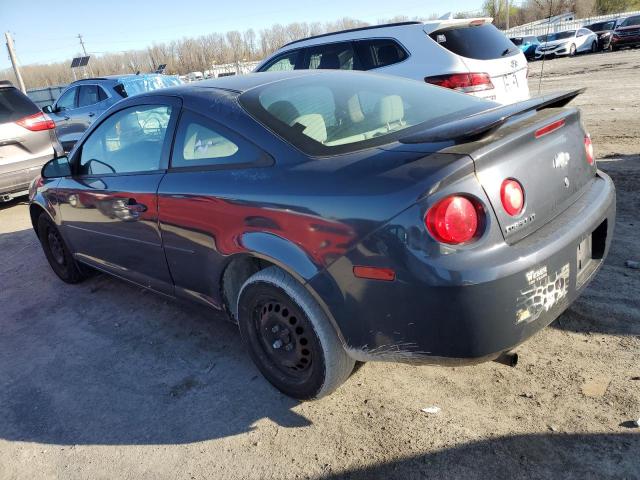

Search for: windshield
xmin=621 ymin=15 xmax=640 ymax=27
xmin=116 ymin=75 xmax=182 ymax=97
xmin=545 ymin=31 xmax=576 ymax=41
xmin=239 ymin=72 xmax=494 ymax=156
xmin=588 ymin=21 xmax=615 ymax=31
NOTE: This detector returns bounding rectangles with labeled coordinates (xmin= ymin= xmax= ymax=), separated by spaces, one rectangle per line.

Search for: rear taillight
xmin=425 ymin=72 xmax=494 ymax=93
xmin=500 ymin=179 xmax=524 ymax=217
xmin=15 ymin=112 xmax=55 ymax=131
xmin=425 ymin=195 xmax=481 ymax=245
xmin=584 ymin=134 xmax=594 ymax=165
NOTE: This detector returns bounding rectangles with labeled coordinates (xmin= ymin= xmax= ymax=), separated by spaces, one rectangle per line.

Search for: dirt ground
xmin=0 ymin=50 xmax=639 ymax=480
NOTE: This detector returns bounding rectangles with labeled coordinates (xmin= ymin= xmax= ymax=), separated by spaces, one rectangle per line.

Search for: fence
xmin=504 ymin=10 xmax=640 ymax=37
xmin=27 ymin=85 xmax=67 ymax=109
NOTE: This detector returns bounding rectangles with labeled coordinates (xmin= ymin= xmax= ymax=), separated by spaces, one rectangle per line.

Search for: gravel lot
xmin=1 ymin=50 xmax=639 ymax=480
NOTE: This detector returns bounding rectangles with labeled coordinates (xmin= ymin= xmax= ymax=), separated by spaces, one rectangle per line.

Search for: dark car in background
xmin=611 ymin=14 xmax=640 ymax=50
xmin=585 ymin=19 xmax=619 ymax=50
xmin=0 ymin=80 xmax=59 ymax=202
xmin=509 ymin=35 xmax=540 ymax=60
xmin=30 ymin=70 xmax=615 ymax=400
xmin=43 ymin=74 xmax=181 ymax=151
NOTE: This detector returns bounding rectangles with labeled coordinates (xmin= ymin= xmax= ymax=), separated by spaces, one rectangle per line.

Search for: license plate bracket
xmin=576 ymin=234 xmax=593 ymax=287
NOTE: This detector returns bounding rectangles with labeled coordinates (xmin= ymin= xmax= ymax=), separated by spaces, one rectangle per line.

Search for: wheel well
xmin=29 ymin=204 xmax=46 ymax=231
xmin=221 ymin=255 xmax=275 ymax=321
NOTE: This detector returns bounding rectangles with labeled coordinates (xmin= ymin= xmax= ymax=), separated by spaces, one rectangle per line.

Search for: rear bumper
xmin=310 ymin=171 xmax=615 ymax=364
xmin=0 ymin=166 xmax=43 ymax=199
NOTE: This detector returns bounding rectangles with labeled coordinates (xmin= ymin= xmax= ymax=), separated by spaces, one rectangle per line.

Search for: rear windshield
xmin=114 ymin=75 xmax=182 ymax=98
xmin=430 ymin=23 xmax=518 ymax=60
xmin=510 ymin=37 xmax=523 ymax=46
xmin=239 ymin=72 xmax=493 ymax=156
xmin=621 ymin=15 xmax=640 ymax=27
xmin=0 ymin=87 xmax=39 ymax=123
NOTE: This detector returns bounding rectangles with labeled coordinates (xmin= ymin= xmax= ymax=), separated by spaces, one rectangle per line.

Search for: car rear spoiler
xmin=399 ymin=88 xmax=585 ymax=144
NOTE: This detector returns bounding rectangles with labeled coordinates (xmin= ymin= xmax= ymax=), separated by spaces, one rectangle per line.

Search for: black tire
xmin=569 ymin=44 xmax=577 ymax=56
xmin=237 ymin=266 xmax=355 ymax=400
xmin=591 ymin=41 xmax=597 ymax=53
xmin=37 ymin=213 xmax=87 ymax=284
xmin=612 ymin=45 xmax=619 ymax=52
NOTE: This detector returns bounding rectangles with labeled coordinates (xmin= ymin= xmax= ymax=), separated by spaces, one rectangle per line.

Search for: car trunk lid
xmin=399 ymin=89 xmax=595 ymax=243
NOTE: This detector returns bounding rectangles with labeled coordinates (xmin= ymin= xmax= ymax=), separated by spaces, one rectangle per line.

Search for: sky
xmin=0 ymin=0 xmax=483 ymax=70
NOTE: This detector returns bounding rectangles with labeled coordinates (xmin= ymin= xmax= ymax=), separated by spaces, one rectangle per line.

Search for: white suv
xmin=255 ymin=19 xmax=530 ymax=104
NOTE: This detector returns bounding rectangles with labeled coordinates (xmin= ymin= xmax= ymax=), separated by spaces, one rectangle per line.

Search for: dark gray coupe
xmin=30 ymin=71 xmax=615 ymax=399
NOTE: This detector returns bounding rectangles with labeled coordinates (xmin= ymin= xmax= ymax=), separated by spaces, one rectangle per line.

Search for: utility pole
xmin=77 ymin=33 xmax=93 ymax=76
xmin=505 ymin=0 xmax=510 ymax=31
xmin=5 ymin=32 xmax=26 ymax=93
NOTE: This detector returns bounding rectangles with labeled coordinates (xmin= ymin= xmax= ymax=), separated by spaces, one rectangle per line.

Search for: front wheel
xmin=237 ymin=266 xmax=355 ymax=400
xmin=37 ymin=213 xmax=87 ymax=283
xmin=569 ymin=44 xmax=577 ymax=56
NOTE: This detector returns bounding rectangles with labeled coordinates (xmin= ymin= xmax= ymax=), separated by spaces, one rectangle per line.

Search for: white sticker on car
xmin=516 ymin=263 xmax=570 ymax=324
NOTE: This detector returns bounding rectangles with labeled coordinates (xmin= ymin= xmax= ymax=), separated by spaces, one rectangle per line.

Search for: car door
xmin=157 ymin=109 xmax=272 ymax=307
xmin=75 ymin=84 xmax=109 ymax=133
xmin=49 ymin=86 xmax=78 ymax=150
xmin=56 ymin=96 xmax=181 ymax=293
xmin=576 ymin=29 xmax=590 ymax=51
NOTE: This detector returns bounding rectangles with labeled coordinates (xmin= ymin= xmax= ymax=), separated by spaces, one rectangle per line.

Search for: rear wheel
xmin=37 ymin=213 xmax=87 ymax=284
xmin=237 ymin=266 xmax=355 ymax=400
xmin=569 ymin=44 xmax=577 ymax=56
xmin=591 ymin=41 xmax=597 ymax=53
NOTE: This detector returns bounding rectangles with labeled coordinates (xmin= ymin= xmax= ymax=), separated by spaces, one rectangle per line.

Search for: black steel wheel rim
xmin=253 ymin=297 xmax=314 ymax=379
xmin=47 ymin=228 xmax=65 ymax=265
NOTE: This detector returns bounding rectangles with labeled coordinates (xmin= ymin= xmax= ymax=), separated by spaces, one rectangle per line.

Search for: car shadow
xmin=550 ymin=155 xmax=640 ymax=336
xmin=0 ymin=229 xmax=311 ymax=446
xmin=314 ymin=433 xmax=640 ymax=479
xmin=0 ymin=195 xmax=28 ymax=211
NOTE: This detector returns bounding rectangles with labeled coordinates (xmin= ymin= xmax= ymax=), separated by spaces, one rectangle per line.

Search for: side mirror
xmin=42 ymin=105 xmax=53 ymax=114
xmin=42 ymin=156 xmax=71 ymax=179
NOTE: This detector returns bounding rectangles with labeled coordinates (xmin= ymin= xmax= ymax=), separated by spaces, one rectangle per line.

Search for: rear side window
xmin=172 ymin=110 xmax=262 ymax=168
xmin=260 ymin=50 xmax=301 ymax=72
xmin=304 ymin=42 xmax=357 ymax=70
xmin=430 ymin=23 xmax=518 ymax=60
xmin=355 ymin=39 xmax=408 ymax=69
xmin=0 ymin=87 xmax=39 ymax=123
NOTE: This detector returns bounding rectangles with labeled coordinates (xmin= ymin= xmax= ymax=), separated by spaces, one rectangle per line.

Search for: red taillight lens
xmin=584 ymin=134 xmax=594 ymax=165
xmin=500 ymin=179 xmax=524 ymax=217
xmin=426 ymin=196 xmax=480 ymax=244
xmin=15 ymin=112 xmax=55 ymax=131
xmin=425 ymin=72 xmax=494 ymax=93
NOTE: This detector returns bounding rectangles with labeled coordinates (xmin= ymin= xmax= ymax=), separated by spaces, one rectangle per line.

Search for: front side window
xmin=240 ymin=71 xmax=492 ymax=156
xmin=78 ymin=104 xmax=172 ymax=175
xmin=260 ymin=50 xmax=300 ymax=72
xmin=356 ymin=39 xmax=408 ymax=69
xmin=56 ymin=88 xmax=77 ymax=111
xmin=78 ymin=85 xmax=105 ymax=108
xmin=173 ymin=111 xmax=261 ymax=168
xmin=304 ymin=42 xmax=356 ymax=70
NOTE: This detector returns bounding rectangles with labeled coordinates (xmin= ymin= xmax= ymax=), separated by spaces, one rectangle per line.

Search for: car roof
xmin=173 ymin=70 xmax=325 ymax=94
xmin=278 ymin=17 xmax=493 ymax=49
xmin=70 ymin=74 xmax=166 ymax=85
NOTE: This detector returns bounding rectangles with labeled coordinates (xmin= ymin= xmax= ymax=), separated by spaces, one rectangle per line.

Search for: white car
xmin=535 ymin=28 xmax=599 ymax=59
xmin=255 ymin=19 xmax=530 ymax=104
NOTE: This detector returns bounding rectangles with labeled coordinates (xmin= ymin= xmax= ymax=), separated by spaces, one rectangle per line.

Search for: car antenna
xmin=537 ymin=0 xmax=554 ymax=95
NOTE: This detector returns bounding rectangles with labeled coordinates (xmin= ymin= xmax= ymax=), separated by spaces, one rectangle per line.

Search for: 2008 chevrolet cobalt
xmin=30 ymin=71 xmax=615 ymax=399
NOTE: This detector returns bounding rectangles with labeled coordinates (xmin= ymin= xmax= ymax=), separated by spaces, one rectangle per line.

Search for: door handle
xmin=63 ymin=116 xmax=70 ymax=121
xmin=125 ymin=201 xmax=147 ymax=213
xmin=88 ymin=112 xmax=95 ymax=117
